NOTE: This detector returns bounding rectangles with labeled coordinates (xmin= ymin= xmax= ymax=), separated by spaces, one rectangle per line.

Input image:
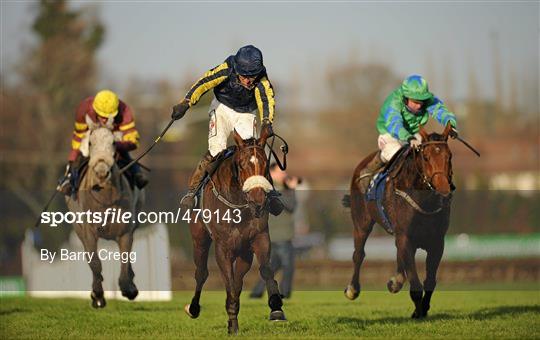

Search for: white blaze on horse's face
xmin=88 ymin=127 xmax=115 ymax=180
xmin=241 ymin=152 xmax=272 ymax=193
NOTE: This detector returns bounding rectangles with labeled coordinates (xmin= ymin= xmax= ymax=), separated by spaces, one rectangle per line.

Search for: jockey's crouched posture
xmin=58 ymin=90 xmax=148 ymax=195
xmin=171 ymin=45 xmax=282 ymax=213
xmin=358 ymin=75 xmax=458 ymax=192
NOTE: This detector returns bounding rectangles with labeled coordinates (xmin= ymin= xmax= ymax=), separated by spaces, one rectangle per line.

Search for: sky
xmin=1 ymin=1 xmax=538 ymax=112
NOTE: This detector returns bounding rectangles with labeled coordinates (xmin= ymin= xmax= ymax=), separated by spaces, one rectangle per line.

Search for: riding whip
xmin=454 ymin=136 xmax=480 ymax=157
xmin=119 ymin=118 xmax=175 ymax=174
xmin=33 ymin=189 xmax=59 ymax=228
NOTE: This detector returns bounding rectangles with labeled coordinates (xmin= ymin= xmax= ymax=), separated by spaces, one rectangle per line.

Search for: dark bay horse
xmin=344 ymin=123 xmax=454 ymax=318
xmin=184 ymin=128 xmax=286 ymax=334
xmin=66 ymin=126 xmax=144 ymax=308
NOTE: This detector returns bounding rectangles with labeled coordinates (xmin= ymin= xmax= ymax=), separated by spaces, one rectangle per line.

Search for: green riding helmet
xmin=401 ymin=75 xmax=433 ymax=101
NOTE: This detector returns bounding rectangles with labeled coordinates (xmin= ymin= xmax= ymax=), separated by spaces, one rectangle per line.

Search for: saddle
xmin=365 ymin=146 xmax=411 ymax=234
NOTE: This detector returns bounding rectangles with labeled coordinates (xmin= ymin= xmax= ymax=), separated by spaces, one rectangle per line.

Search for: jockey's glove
xmin=261 ymin=119 xmax=274 ymax=137
xmin=408 ymin=136 xmax=421 ymax=149
xmin=171 ymin=99 xmax=190 ymax=120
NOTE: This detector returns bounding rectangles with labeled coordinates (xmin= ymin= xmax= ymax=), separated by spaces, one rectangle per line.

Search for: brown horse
xmin=344 ymin=123 xmax=454 ymax=318
xmin=66 ymin=126 xmax=144 ymax=308
xmin=184 ymin=127 xmax=286 ymax=334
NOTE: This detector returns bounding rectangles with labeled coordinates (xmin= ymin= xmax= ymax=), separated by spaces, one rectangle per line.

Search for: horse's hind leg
xmin=421 ymin=241 xmax=444 ymax=318
xmin=345 ymin=199 xmax=374 ymax=300
xmin=185 ymin=222 xmax=212 ymax=319
xmin=252 ymin=232 xmax=286 ymax=322
xmin=118 ymin=232 xmax=138 ymax=300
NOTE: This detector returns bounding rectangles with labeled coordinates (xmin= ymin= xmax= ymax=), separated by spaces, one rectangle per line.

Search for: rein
xmin=393 ymin=140 xmax=451 ymax=215
xmin=210 ymin=143 xmax=267 ymax=209
xmin=208 ymin=178 xmax=250 ymax=209
xmin=207 ymin=133 xmax=289 ymax=210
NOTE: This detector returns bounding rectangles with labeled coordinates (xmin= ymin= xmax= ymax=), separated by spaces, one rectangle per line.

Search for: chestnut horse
xmin=344 ymin=123 xmax=454 ymax=318
xmin=184 ymin=128 xmax=286 ymax=334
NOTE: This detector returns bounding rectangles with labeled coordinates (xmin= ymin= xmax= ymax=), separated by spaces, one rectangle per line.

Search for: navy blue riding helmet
xmin=234 ymin=45 xmax=265 ymax=77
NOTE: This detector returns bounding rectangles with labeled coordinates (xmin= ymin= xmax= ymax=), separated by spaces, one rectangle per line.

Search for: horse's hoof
xmin=387 ymin=277 xmax=403 ymax=294
xmin=411 ymin=310 xmax=426 ymax=319
xmin=184 ymin=304 xmax=201 ymax=319
xmin=90 ymin=292 xmax=106 ymax=309
xmin=121 ymin=288 xmax=139 ymax=301
xmin=344 ymin=285 xmax=359 ymax=300
xmin=228 ymin=319 xmax=239 ymax=335
xmin=269 ymin=310 xmax=287 ymax=321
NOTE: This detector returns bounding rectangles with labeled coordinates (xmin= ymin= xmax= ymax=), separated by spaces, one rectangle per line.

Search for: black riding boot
xmin=266 ymin=190 xmax=284 ymax=216
xmin=118 ymin=151 xmax=148 ymax=189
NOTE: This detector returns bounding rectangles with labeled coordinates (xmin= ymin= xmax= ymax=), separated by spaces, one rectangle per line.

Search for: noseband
xmin=210 ymin=143 xmax=270 ymax=210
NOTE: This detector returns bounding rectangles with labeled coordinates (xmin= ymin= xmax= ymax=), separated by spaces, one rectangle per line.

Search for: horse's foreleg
xmin=77 ymin=228 xmax=105 ymax=308
xmin=215 ymin=244 xmax=238 ymax=334
xmin=345 ymin=205 xmax=374 ymax=300
xmin=422 ymin=241 xmax=444 ymax=317
xmin=185 ymin=224 xmax=212 ymax=319
xmin=117 ymin=232 xmax=138 ymax=300
xmin=252 ymin=232 xmax=286 ymax=322
xmin=395 ymin=235 xmax=424 ymax=318
xmin=227 ymin=251 xmax=253 ymax=332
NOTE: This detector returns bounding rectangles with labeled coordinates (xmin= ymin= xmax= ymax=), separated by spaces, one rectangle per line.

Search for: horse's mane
xmin=390 ymin=132 xmax=447 ymax=183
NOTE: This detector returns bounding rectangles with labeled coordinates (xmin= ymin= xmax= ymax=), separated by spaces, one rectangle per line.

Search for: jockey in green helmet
xmin=358 ymin=75 xmax=458 ymax=192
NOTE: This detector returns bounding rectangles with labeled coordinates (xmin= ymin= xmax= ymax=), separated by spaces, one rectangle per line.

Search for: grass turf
xmin=1 ymin=290 xmax=539 ymax=339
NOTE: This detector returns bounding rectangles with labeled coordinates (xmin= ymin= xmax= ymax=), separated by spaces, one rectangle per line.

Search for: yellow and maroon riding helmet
xmin=92 ymin=90 xmax=119 ymax=118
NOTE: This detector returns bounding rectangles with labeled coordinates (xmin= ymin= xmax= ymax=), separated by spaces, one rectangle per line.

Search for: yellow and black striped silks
xmin=254 ymin=77 xmax=275 ymax=123
xmin=185 ymin=62 xmax=230 ymax=105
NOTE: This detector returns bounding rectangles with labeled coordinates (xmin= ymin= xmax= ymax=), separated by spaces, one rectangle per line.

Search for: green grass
xmin=1 ymin=290 xmax=539 ymax=339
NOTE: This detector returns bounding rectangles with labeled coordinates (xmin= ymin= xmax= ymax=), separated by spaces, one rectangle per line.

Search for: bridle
xmin=210 ymin=143 xmax=269 ymax=209
xmin=412 ymin=140 xmax=452 ymax=192
xmin=211 ymin=134 xmax=288 ymax=210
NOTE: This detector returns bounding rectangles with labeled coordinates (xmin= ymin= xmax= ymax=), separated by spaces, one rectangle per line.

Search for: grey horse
xmin=66 ymin=126 xmax=144 ymax=308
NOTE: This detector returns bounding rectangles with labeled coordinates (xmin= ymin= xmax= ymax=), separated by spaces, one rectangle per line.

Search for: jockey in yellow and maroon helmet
xmin=58 ymin=90 xmax=148 ymax=195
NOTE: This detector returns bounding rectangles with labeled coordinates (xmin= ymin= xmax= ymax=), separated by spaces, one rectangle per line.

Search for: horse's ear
xmin=419 ymin=125 xmax=429 ymax=142
xmin=258 ymin=125 xmax=270 ymax=147
xmin=442 ymin=121 xmax=452 ymax=141
xmin=85 ymin=115 xmax=98 ymax=131
xmin=232 ymin=129 xmax=245 ymax=147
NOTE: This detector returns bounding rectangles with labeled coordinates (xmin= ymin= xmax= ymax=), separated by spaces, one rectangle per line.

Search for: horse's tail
xmin=342 ymin=194 xmax=351 ymax=208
